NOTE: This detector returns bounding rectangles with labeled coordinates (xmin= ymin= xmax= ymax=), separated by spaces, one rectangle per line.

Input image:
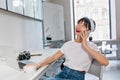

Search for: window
xmin=74 ymin=0 xmax=110 ymax=40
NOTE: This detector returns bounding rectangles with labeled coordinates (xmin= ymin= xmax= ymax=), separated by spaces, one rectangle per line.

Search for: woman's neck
xmin=75 ymin=38 xmax=82 ymax=43
xmin=75 ymin=35 xmax=82 ymax=43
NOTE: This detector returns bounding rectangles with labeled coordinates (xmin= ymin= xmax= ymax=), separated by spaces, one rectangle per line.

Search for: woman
xmin=24 ymin=17 xmax=109 ymax=80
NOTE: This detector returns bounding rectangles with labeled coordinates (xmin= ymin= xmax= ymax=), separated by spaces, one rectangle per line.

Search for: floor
xmin=103 ymin=60 xmax=120 ymax=80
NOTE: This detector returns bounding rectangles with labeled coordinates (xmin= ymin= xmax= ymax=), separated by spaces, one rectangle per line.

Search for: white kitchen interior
xmin=0 ymin=0 xmax=120 ymax=80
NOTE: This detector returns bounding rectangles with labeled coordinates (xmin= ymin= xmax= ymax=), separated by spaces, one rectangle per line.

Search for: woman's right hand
xmin=24 ymin=64 xmax=37 ymax=69
xmin=23 ymin=64 xmax=39 ymax=73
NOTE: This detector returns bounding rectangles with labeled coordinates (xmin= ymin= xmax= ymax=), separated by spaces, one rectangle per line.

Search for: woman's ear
xmin=86 ymin=24 xmax=89 ymax=30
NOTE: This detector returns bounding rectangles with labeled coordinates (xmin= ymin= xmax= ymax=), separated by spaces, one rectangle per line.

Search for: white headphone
xmin=89 ymin=19 xmax=95 ymax=32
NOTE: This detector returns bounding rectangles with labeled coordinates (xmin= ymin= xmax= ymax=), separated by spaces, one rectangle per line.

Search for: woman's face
xmin=75 ymin=21 xmax=88 ymax=35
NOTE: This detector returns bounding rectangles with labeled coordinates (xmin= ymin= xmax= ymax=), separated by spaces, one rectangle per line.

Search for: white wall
xmin=0 ymin=10 xmax=43 ymax=52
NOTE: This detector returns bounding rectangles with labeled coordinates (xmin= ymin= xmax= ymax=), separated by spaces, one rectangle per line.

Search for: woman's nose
xmin=76 ymin=24 xmax=80 ymax=28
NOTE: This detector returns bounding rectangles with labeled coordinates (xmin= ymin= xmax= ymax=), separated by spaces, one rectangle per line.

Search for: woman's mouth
xmin=76 ymin=29 xmax=80 ymax=33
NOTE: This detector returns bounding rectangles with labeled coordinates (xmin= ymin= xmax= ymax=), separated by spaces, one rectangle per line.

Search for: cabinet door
xmin=43 ymin=2 xmax=65 ymax=41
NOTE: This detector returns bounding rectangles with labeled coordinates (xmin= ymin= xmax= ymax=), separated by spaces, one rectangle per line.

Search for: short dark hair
xmin=77 ymin=17 xmax=92 ymax=31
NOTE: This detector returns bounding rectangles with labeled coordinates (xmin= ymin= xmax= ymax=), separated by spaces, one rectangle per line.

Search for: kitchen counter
xmin=0 ymin=49 xmax=59 ymax=80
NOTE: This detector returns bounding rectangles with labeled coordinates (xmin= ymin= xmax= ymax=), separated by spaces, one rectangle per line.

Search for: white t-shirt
xmin=60 ymin=41 xmax=99 ymax=72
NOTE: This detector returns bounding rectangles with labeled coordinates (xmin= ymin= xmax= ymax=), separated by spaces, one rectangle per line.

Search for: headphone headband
xmin=89 ymin=19 xmax=95 ymax=32
xmin=83 ymin=17 xmax=95 ymax=32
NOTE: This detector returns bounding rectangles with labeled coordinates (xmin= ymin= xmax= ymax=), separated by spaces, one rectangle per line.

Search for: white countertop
xmin=0 ymin=49 xmax=59 ymax=80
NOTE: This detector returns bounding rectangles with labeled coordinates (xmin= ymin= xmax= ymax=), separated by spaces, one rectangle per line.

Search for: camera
xmin=18 ymin=51 xmax=31 ymax=60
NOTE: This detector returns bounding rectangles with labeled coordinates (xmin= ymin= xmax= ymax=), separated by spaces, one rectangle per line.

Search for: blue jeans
xmin=43 ymin=66 xmax=85 ymax=80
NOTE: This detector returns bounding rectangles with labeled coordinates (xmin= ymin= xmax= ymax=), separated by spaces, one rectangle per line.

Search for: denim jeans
xmin=43 ymin=66 xmax=85 ymax=80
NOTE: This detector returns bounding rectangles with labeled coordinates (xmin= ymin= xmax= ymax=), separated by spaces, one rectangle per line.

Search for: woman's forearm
xmin=36 ymin=50 xmax=63 ymax=69
xmin=83 ymin=44 xmax=109 ymax=66
xmin=36 ymin=56 xmax=56 ymax=69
